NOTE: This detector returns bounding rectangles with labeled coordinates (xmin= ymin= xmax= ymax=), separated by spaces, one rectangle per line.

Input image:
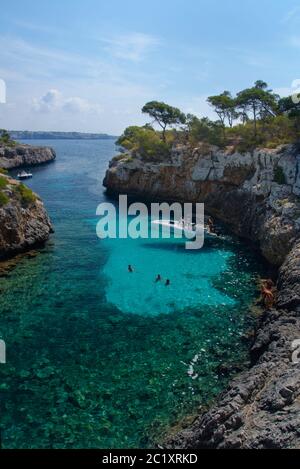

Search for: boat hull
xmin=17 ymin=174 xmax=33 ymax=180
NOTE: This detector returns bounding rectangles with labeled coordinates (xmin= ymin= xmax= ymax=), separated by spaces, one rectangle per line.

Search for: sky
xmin=0 ymin=0 xmax=300 ymax=134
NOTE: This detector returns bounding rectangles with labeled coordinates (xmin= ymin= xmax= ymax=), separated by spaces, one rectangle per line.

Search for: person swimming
xmin=165 ymin=279 xmax=170 ymax=286
xmin=128 ymin=265 xmax=134 ymax=273
xmin=155 ymin=274 xmax=161 ymax=282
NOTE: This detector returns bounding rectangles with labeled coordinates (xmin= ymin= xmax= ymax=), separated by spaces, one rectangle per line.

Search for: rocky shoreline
xmin=0 ymin=143 xmax=56 ymax=170
xmin=103 ymin=144 xmax=300 ymax=448
xmin=0 ymin=173 xmax=53 ymax=261
xmin=0 ymin=143 xmax=55 ymax=261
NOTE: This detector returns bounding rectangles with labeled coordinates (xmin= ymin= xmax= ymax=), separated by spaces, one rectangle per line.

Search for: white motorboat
xmin=151 ymin=219 xmax=204 ymax=238
xmin=17 ymin=171 xmax=33 ymax=180
xmin=151 ymin=219 xmax=222 ymax=239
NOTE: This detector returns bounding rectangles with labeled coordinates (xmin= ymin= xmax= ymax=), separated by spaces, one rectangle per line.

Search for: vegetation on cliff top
xmin=116 ymin=80 xmax=300 ymax=161
xmin=0 ymin=175 xmax=8 ymax=190
xmin=14 ymin=183 xmax=37 ymax=206
xmin=0 ymin=129 xmax=16 ymax=147
xmin=0 ymin=191 xmax=9 ymax=207
xmin=0 ymin=173 xmax=37 ymax=208
xmin=0 ymin=175 xmax=9 ymax=207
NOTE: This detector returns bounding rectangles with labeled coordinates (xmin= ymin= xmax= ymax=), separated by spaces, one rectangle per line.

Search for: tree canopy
xmin=236 ymin=83 xmax=278 ymax=136
xmin=142 ymin=101 xmax=186 ymax=142
xmin=0 ymin=129 xmax=15 ymax=146
xmin=115 ymin=80 xmax=300 ymax=160
xmin=208 ymin=81 xmax=279 ymax=138
xmin=207 ymin=91 xmax=237 ymax=130
xmin=116 ymin=125 xmax=170 ymax=161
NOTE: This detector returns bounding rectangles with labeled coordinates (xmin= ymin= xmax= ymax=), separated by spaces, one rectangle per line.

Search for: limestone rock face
xmin=0 ymin=143 xmax=56 ymax=169
xmin=104 ymin=144 xmax=300 ymax=449
xmin=0 ymin=175 xmax=53 ymax=260
xmin=166 ymin=242 xmax=300 ymax=449
xmin=104 ymin=144 xmax=300 ymax=266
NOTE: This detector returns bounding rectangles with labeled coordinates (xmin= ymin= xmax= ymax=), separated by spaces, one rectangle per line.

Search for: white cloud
xmin=32 ymin=89 xmax=101 ymax=114
xmin=63 ymin=97 xmax=95 ymax=113
xmin=100 ymin=32 xmax=160 ymax=62
xmin=32 ymin=89 xmax=62 ymax=112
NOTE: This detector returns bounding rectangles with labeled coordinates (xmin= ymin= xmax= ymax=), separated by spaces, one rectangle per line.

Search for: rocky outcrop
xmin=104 ymin=145 xmax=300 ymax=266
xmin=104 ymin=143 xmax=300 ymax=449
xmin=166 ymin=243 xmax=300 ymax=449
xmin=0 ymin=143 xmax=56 ymax=169
xmin=0 ymin=174 xmax=53 ymax=260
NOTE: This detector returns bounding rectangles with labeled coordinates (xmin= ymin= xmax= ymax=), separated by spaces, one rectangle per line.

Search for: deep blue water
xmin=0 ymin=139 xmax=267 ymax=448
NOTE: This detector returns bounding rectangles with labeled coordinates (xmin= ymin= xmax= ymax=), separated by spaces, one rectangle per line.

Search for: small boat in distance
xmin=17 ymin=171 xmax=33 ymax=180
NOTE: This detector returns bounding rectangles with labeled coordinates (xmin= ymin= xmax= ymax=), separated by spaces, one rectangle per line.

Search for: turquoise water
xmin=103 ymin=224 xmax=235 ymax=316
xmin=0 ymin=139 xmax=267 ymax=448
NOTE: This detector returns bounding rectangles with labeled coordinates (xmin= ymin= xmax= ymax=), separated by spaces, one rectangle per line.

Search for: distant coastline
xmin=9 ymin=131 xmax=118 ymax=140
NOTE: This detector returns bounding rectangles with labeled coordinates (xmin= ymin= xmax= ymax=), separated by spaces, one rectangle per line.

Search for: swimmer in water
xmin=155 ymin=274 xmax=161 ymax=282
xmin=165 ymin=279 xmax=170 ymax=286
xmin=128 ymin=265 xmax=134 ymax=273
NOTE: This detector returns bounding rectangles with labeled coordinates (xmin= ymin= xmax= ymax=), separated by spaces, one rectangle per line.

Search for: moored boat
xmin=17 ymin=171 xmax=33 ymax=180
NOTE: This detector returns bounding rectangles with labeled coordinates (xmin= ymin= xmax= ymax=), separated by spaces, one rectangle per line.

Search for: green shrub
xmin=187 ymin=116 xmax=224 ymax=147
xmin=15 ymin=183 xmax=37 ymax=205
xmin=226 ymin=115 xmax=298 ymax=152
xmin=117 ymin=125 xmax=171 ymax=161
xmin=0 ymin=168 xmax=8 ymax=174
xmin=0 ymin=176 xmax=8 ymax=189
xmin=116 ymin=92 xmax=300 ymax=160
xmin=0 ymin=191 xmax=9 ymax=207
xmin=0 ymin=129 xmax=16 ymax=146
xmin=274 ymin=166 xmax=286 ymax=185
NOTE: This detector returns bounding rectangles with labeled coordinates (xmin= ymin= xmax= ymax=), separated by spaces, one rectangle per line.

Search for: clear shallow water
xmin=103 ymin=224 xmax=235 ymax=316
xmin=0 ymin=139 xmax=267 ymax=448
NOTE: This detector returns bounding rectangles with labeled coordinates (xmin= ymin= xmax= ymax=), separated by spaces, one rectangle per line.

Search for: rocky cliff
xmin=0 ymin=143 xmax=56 ymax=169
xmin=104 ymin=144 xmax=300 ymax=266
xmin=104 ymin=144 xmax=300 ymax=448
xmin=0 ymin=174 xmax=53 ymax=260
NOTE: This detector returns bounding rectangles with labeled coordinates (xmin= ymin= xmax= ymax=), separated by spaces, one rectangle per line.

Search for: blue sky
xmin=0 ymin=0 xmax=300 ymax=134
